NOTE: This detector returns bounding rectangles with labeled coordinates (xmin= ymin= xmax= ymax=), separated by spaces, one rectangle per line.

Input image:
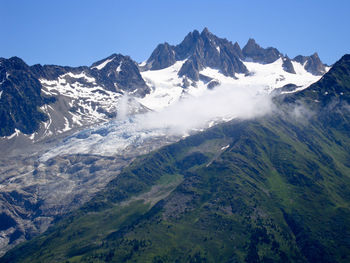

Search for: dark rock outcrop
xmin=178 ymin=57 xmax=201 ymax=81
xmin=90 ymin=54 xmax=150 ymax=96
xmin=282 ymin=56 xmax=296 ymax=74
xmin=0 ymin=57 xmax=54 ymax=136
xmin=294 ymin=53 xmax=327 ymax=75
xmin=146 ymin=43 xmax=176 ymax=70
xmin=242 ymin=38 xmax=282 ymax=64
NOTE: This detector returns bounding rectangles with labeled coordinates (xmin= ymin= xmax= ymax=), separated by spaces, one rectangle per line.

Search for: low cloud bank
xmin=137 ymin=84 xmax=273 ymax=134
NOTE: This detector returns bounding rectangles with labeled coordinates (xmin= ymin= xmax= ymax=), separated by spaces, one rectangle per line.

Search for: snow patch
xmin=116 ymin=62 xmax=122 ymax=73
xmin=62 ymin=117 xmax=70 ymax=132
xmin=91 ymin=57 xmax=115 ymax=70
xmin=139 ymin=61 xmax=147 ymax=67
xmin=221 ymin=145 xmax=230 ymax=150
xmin=65 ymin=72 xmax=95 ymax=83
xmin=29 ymin=133 xmax=36 ymax=140
xmin=138 ymin=60 xmax=187 ymax=110
xmin=6 ymin=129 xmax=21 ymax=139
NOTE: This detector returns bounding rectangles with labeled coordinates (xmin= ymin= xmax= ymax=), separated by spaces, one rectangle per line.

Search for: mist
xmin=137 ymin=84 xmax=273 ymax=135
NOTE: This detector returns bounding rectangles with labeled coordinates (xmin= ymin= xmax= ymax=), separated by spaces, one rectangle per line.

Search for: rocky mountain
xmin=2 ymin=54 xmax=349 ymax=262
xmin=294 ymin=53 xmax=327 ymax=76
xmin=89 ymin=54 xmax=150 ymax=96
xmin=143 ymin=28 xmax=327 ymax=82
xmin=144 ymin=28 xmax=248 ymax=81
xmin=0 ymin=57 xmax=55 ymax=136
xmin=0 ymin=29 xmax=334 ymax=258
xmin=0 ymin=28 xmax=328 ymax=142
xmin=138 ymin=28 xmax=328 ymax=111
xmin=242 ymin=38 xmax=281 ymax=64
xmin=242 ymin=38 xmax=296 ymax=74
xmin=0 ymin=54 xmax=149 ymax=142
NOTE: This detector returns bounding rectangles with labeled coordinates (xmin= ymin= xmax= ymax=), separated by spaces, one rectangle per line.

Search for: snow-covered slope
xmin=138 ymin=58 xmax=327 ymax=111
xmin=4 ymin=72 xmax=146 ymax=143
xmin=0 ymin=54 xmax=149 ymax=143
xmin=38 ymin=72 xmax=144 ymax=138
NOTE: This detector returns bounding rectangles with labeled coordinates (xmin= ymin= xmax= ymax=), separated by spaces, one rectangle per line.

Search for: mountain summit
xmin=0 ymin=28 xmax=328 ymax=141
xmin=144 ymin=28 xmax=248 ymax=80
xmin=144 ymin=28 xmax=327 ymax=80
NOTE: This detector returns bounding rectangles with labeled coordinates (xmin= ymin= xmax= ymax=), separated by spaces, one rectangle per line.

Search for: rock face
xmin=0 ymin=54 xmax=149 ymax=138
xmin=282 ymin=56 xmax=296 ymax=74
xmin=0 ymin=57 xmax=55 ymax=136
xmin=146 ymin=43 xmax=176 ymax=70
xmin=145 ymin=28 xmax=249 ymax=80
xmin=242 ymin=38 xmax=282 ymax=64
xmin=90 ymin=54 xmax=149 ymax=96
xmin=294 ymin=53 xmax=327 ymax=75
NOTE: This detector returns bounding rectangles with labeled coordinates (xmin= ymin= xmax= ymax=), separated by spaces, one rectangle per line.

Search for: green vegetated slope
xmin=2 ymin=55 xmax=350 ymax=262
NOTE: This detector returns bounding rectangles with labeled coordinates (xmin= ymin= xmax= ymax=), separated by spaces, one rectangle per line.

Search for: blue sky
xmin=2 ymin=0 xmax=349 ymax=66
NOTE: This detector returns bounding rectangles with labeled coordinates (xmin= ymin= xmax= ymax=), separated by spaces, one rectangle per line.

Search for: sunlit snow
xmin=91 ymin=57 xmax=115 ymax=70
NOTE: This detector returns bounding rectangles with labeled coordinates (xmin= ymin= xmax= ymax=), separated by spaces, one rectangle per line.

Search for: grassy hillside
xmin=2 ymin=112 xmax=350 ymax=262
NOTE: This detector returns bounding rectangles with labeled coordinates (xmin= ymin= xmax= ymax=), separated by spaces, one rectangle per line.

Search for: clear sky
xmin=2 ymin=0 xmax=349 ymax=66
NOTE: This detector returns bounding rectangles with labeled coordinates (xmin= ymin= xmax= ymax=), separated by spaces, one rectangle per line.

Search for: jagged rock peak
xmin=145 ymin=42 xmax=176 ymax=70
xmin=200 ymin=27 xmax=214 ymax=38
xmin=144 ymin=29 xmax=328 ymax=79
xmin=202 ymin=27 xmax=210 ymax=34
xmin=242 ymin=38 xmax=282 ymax=64
xmin=89 ymin=54 xmax=150 ymax=96
xmin=244 ymin=38 xmax=259 ymax=49
xmin=90 ymin=53 xmax=124 ymax=68
xmin=1 ymin=56 xmax=29 ymax=71
xmin=282 ymin=56 xmax=296 ymax=74
xmin=145 ymin=28 xmax=248 ymax=80
xmin=294 ymin=52 xmax=327 ymax=75
xmin=0 ymin=57 xmax=52 ymax=136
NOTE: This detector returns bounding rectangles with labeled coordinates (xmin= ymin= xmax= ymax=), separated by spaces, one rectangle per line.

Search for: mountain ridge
xmin=143 ymin=28 xmax=327 ymax=80
xmin=2 ymin=57 xmax=350 ymax=261
xmin=0 ymin=30 xmax=348 ymax=258
xmin=1 ymin=53 xmax=349 ymax=262
xmin=0 ymin=54 xmax=149 ymax=139
xmin=0 ymin=28 xmax=328 ymax=139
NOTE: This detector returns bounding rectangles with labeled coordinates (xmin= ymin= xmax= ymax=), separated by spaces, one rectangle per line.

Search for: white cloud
xmin=138 ymin=83 xmax=273 ymax=134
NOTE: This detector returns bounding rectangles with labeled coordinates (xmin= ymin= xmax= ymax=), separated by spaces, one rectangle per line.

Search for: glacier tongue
xmin=39 ymin=116 xmax=175 ymax=162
